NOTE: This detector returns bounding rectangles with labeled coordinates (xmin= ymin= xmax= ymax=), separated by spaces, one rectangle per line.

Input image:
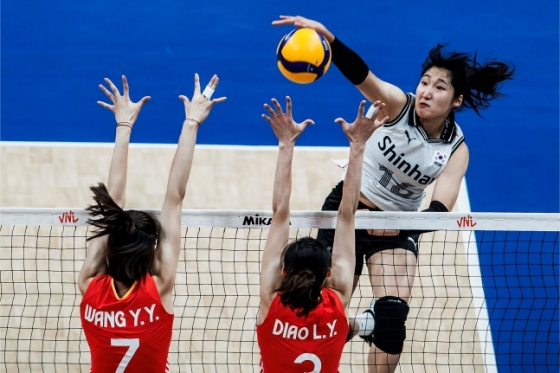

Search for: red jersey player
xmin=257 ymin=97 xmax=387 ymax=373
xmin=78 ymin=74 xmax=226 ymax=373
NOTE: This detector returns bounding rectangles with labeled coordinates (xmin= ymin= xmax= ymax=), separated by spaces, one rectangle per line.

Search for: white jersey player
xmin=273 ymin=15 xmax=514 ymax=373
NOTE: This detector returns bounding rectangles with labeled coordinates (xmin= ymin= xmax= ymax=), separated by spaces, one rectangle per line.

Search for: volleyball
xmin=276 ymin=28 xmax=332 ymax=84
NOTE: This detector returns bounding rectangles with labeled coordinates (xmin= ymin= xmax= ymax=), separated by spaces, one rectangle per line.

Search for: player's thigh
xmin=366 ymin=248 xmax=417 ymax=300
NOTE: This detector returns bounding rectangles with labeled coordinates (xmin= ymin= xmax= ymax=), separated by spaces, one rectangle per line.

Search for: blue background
xmin=2 ymin=1 xmax=559 ymax=371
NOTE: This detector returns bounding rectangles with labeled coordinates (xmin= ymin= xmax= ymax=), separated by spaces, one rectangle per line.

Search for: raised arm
xmin=78 ymin=76 xmax=151 ymax=295
xmin=258 ymin=97 xmax=314 ymax=315
xmin=327 ymin=101 xmax=388 ymax=307
xmin=430 ymin=142 xmax=469 ymax=211
xmin=152 ymin=74 xmax=226 ymax=304
xmin=272 ymin=15 xmax=407 ymax=121
xmin=102 ymin=76 xmax=151 ymax=205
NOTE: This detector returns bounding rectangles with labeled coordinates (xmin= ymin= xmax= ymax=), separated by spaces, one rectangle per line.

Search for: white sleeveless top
xmin=356 ymin=93 xmax=465 ymax=211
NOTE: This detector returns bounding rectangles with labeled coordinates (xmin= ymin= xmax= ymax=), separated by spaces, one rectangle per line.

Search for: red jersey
xmin=256 ymin=288 xmax=349 ymax=373
xmin=80 ymin=274 xmax=174 ymax=373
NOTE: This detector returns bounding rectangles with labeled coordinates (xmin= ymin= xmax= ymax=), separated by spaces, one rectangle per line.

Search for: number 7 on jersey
xmin=111 ymin=338 xmax=140 ymax=373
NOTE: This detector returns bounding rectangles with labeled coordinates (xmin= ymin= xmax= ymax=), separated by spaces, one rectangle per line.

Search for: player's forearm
xmin=271 ymin=142 xmax=294 ymax=217
xmin=165 ymin=121 xmax=198 ymax=203
xmin=107 ymin=126 xmax=132 ymax=208
xmin=340 ymin=143 xmax=366 ymax=216
xmin=330 ymin=37 xmax=370 ymax=86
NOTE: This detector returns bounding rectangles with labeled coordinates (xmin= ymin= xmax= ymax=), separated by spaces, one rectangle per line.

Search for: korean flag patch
xmin=433 ymin=151 xmax=448 ymax=167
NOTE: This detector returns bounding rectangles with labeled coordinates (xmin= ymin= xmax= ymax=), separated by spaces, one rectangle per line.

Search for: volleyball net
xmin=1 ymin=208 xmax=558 ymax=373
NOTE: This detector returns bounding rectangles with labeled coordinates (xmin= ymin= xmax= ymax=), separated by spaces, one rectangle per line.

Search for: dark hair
xmin=275 ymin=237 xmax=332 ymax=318
xmin=86 ymin=183 xmax=161 ymax=286
xmin=421 ymin=44 xmax=514 ymax=116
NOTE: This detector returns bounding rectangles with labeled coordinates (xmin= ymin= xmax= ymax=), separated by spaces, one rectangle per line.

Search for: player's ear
xmin=281 ymin=267 xmax=287 ymax=277
xmin=326 ymin=268 xmax=332 ymax=278
xmin=452 ymin=94 xmax=463 ymax=108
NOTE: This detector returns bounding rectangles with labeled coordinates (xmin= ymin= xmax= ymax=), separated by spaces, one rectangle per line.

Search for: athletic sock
xmin=355 ymin=300 xmax=376 ymax=337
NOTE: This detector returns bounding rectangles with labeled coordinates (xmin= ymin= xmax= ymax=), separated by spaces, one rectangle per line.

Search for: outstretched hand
xmin=97 ymin=75 xmax=151 ymax=126
xmin=179 ymin=74 xmax=227 ymax=126
xmin=271 ymin=15 xmax=333 ymax=42
xmin=261 ymin=96 xmax=314 ymax=145
xmin=336 ymin=100 xmax=388 ymax=144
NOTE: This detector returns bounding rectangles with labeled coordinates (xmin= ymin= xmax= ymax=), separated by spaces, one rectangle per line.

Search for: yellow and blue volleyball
xmin=276 ymin=28 xmax=332 ymax=84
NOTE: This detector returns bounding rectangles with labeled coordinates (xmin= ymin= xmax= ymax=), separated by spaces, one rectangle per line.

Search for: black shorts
xmin=316 ymin=181 xmax=420 ymax=276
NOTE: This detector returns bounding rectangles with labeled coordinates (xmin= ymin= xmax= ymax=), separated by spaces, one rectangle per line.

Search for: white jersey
xmin=359 ymin=93 xmax=465 ymax=211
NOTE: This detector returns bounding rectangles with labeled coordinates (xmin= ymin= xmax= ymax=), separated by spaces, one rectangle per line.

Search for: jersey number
xmin=294 ymin=353 xmax=321 ymax=373
xmin=111 ymin=338 xmax=139 ymax=373
xmin=378 ymin=164 xmax=413 ymax=198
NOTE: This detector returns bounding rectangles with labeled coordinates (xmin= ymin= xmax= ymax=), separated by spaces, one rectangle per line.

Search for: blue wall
xmin=2 ymin=0 xmax=558 ymax=371
xmin=2 ymin=1 xmax=558 ymax=213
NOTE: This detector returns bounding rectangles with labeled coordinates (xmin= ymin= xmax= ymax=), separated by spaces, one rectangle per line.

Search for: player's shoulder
xmin=80 ymin=275 xmax=112 ymax=308
xmin=448 ymin=120 xmax=466 ymax=155
xmin=83 ymin=274 xmax=110 ymax=293
xmin=322 ymin=288 xmax=346 ymax=312
xmin=141 ymin=273 xmax=157 ymax=287
xmin=384 ymin=93 xmax=415 ymax=127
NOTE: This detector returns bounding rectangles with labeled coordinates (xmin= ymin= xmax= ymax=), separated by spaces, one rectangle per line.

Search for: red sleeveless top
xmin=256 ymin=288 xmax=349 ymax=373
xmin=80 ymin=274 xmax=174 ymax=373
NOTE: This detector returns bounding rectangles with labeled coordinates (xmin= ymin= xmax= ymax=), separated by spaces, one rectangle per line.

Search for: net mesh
xmin=1 ymin=209 xmax=558 ymax=373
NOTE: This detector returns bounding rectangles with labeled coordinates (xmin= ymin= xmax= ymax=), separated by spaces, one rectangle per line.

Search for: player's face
xmin=415 ymin=67 xmax=462 ymax=120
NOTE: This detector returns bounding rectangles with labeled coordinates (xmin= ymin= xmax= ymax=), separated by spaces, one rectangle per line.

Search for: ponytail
xmin=277 ymin=270 xmax=324 ymax=318
xmin=275 ymin=237 xmax=331 ymax=318
xmin=86 ymin=182 xmax=160 ymax=285
xmin=464 ymin=58 xmax=514 ymax=115
xmin=86 ymin=183 xmax=134 ymax=240
xmin=421 ymin=44 xmax=514 ymax=116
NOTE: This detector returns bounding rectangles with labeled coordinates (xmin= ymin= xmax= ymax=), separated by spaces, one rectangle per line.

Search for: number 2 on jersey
xmin=294 ymin=353 xmax=321 ymax=373
xmin=111 ymin=338 xmax=139 ymax=373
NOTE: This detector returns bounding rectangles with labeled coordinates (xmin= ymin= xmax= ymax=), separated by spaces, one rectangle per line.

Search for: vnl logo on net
xmin=57 ymin=210 xmax=80 ymax=224
xmin=456 ymin=215 xmax=477 ymax=228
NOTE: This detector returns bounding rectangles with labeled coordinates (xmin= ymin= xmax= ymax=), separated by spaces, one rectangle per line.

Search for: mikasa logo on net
xmin=242 ymin=214 xmax=272 ymax=226
xmin=242 ymin=214 xmax=291 ymax=226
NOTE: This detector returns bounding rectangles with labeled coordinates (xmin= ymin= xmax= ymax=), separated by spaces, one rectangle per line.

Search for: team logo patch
xmin=433 ymin=151 xmax=448 ymax=167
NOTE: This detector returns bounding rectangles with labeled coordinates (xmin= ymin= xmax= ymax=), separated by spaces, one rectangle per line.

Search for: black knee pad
xmin=372 ymin=296 xmax=409 ymax=355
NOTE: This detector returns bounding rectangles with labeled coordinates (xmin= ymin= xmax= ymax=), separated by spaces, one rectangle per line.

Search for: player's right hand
xmin=179 ymin=73 xmax=227 ymax=126
xmin=272 ymin=15 xmax=334 ymax=43
xmin=336 ymin=100 xmax=388 ymax=145
xmin=261 ymin=96 xmax=314 ymax=146
xmin=97 ymin=75 xmax=151 ymax=126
